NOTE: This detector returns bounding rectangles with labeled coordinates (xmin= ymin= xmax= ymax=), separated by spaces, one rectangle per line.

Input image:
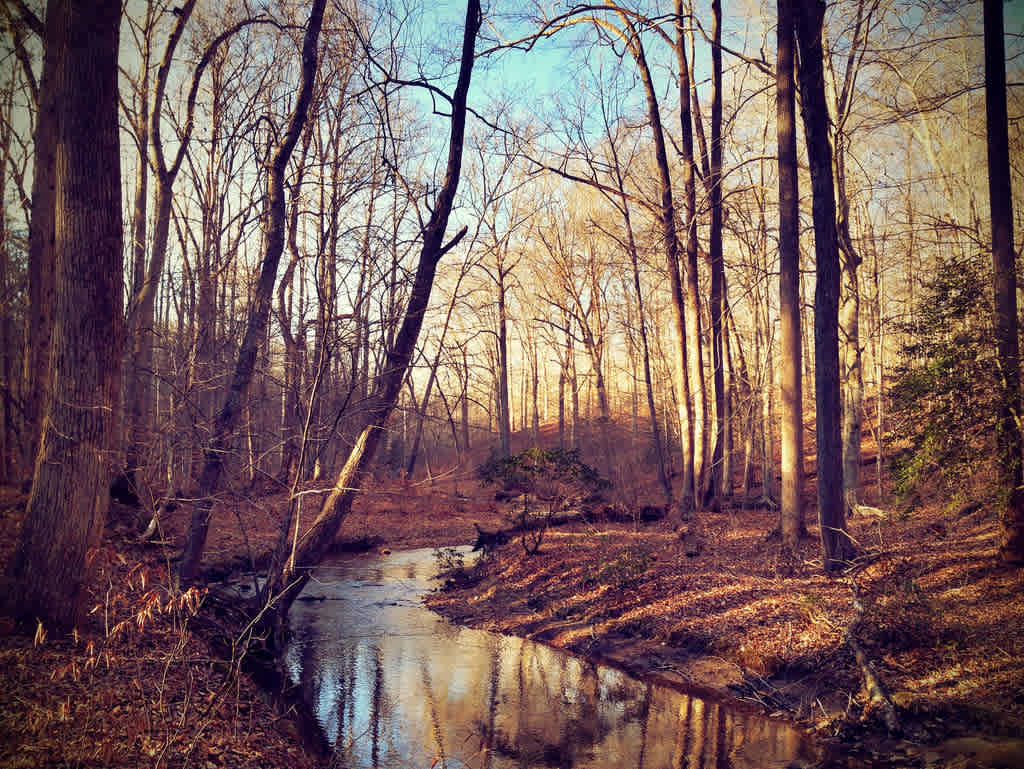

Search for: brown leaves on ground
xmin=0 ymin=489 xmax=318 ymax=769
xmin=425 ymin=499 xmax=1024 ymax=747
xmin=0 ymin=474 xmax=508 ymax=769
xmin=2 ymin=465 xmax=1023 ymax=766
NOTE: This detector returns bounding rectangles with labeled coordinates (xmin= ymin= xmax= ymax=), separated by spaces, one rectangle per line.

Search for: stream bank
xmin=424 ymin=504 xmax=1024 ymax=768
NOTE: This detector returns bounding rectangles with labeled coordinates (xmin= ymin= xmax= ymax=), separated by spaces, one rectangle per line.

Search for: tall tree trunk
xmin=707 ymin=0 xmax=726 ymax=507
xmin=721 ymin=293 xmax=734 ymax=499
xmin=0 ymin=91 xmax=12 ymax=483
xmin=796 ymin=0 xmax=852 ymax=571
xmin=984 ymin=0 xmax=1024 ymax=564
xmin=8 ymin=0 xmax=123 ymax=630
xmin=838 ymin=218 xmax=862 ymax=514
xmin=178 ymin=0 xmax=327 ymax=584
xmin=21 ymin=1 xmax=58 ymax=473
xmin=496 ymin=268 xmax=512 ymax=456
xmin=275 ymin=118 xmax=315 ymax=484
xmin=123 ymin=0 xmax=198 ymax=487
xmin=258 ymin=0 xmax=480 ymax=633
xmin=778 ymin=0 xmax=805 ymax=547
xmin=610 ymin=11 xmax=691 ymax=514
xmin=674 ymin=0 xmax=703 ymax=508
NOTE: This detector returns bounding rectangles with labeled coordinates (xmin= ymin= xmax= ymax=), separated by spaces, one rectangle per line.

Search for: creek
xmin=283 ymin=547 xmax=815 ymax=769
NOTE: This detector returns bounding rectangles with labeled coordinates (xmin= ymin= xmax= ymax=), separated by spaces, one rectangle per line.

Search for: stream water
xmin=283 ymin=547 xmax=814 ymax=769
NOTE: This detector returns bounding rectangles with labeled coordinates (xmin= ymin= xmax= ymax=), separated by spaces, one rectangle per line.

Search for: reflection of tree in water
xmin=477 ymin=642 xmax=612 ymax=768
xmin=331 ymin=649 xmax=357 ymax=760
xmin=419 ymin=658 xmax=447 ymax=768
xmin=285 ymin=552 xmax=811 ymax=769
xmin=370 ymin=644 xmax=382 ymax=767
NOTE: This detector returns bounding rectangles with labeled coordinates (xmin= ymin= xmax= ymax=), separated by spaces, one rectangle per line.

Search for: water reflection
xmin=284 ymin=548 xmax=810 ymax=769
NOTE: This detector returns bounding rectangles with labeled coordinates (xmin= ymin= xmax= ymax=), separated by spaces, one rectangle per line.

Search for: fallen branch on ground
xmin=845 ymin=579 xmax=900 ymax=734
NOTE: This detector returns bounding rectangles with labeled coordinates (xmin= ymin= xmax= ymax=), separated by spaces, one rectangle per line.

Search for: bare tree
xmin=178 ymin=0 xmax=328 ymax=584
xmin=257 ymin=0 xmax=481 ymax=636
xmin=706 ymin=0 xmax=727 ymax=506
xmin=777 ymin=0 xmax=805 ymax=547
xmin=796 ymin=0 xmax=853 ymax=571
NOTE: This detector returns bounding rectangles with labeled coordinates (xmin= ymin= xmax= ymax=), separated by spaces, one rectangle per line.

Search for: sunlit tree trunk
xmin=778 ymin=0 xmax=805 ymax=547
xmin=674 ymin=0 xmax=702 ymax=508
xmin=8 ymin=0 xmax=123 ymax=630
xmin=610 ymin=11 xmax=692 ymax=514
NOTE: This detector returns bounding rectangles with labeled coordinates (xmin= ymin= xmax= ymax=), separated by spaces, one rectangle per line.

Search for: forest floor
xmin=1 ymin=447 xmax=1023 ymax=768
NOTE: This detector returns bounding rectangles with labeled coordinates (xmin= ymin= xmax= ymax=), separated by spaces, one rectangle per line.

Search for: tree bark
xmin=983 ymin=0 xmax=1024 ymax=564
xmin=8 ymin=0 xmax=123 ymax=630
xmin=674 ymin=0 xmax=703 ymax=508
xmin=21 ymin=0 xmax=58 ymax=473
xmin=707 ymin=0 xmax=726 ymax=506
xmin=796 ymin=0 xmax=852 ymax=571
xmin=778 ymin=0 xmax=805 ymax=547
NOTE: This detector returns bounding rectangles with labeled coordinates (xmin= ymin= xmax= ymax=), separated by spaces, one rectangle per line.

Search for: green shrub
xmin=888 ymin=255 xmax=998 ymax=499
xmin=478 ymin=448 xmax=611 ymax=553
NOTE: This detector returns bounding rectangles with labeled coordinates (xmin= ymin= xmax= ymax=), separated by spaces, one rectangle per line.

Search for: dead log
xmin=845 ymin=581 xmax=900 ymax=734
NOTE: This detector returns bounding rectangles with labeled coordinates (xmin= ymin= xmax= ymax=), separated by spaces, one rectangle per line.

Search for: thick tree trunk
xmin=984 ymin=0 xmax=1024 ymax=564
xmin=796 ymin=0 xmax=853 ymax=571
xmin=8 ymin=0 xmax=123 ymax=630
xmin=778 ymin=0 xmax=805 ymax=547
